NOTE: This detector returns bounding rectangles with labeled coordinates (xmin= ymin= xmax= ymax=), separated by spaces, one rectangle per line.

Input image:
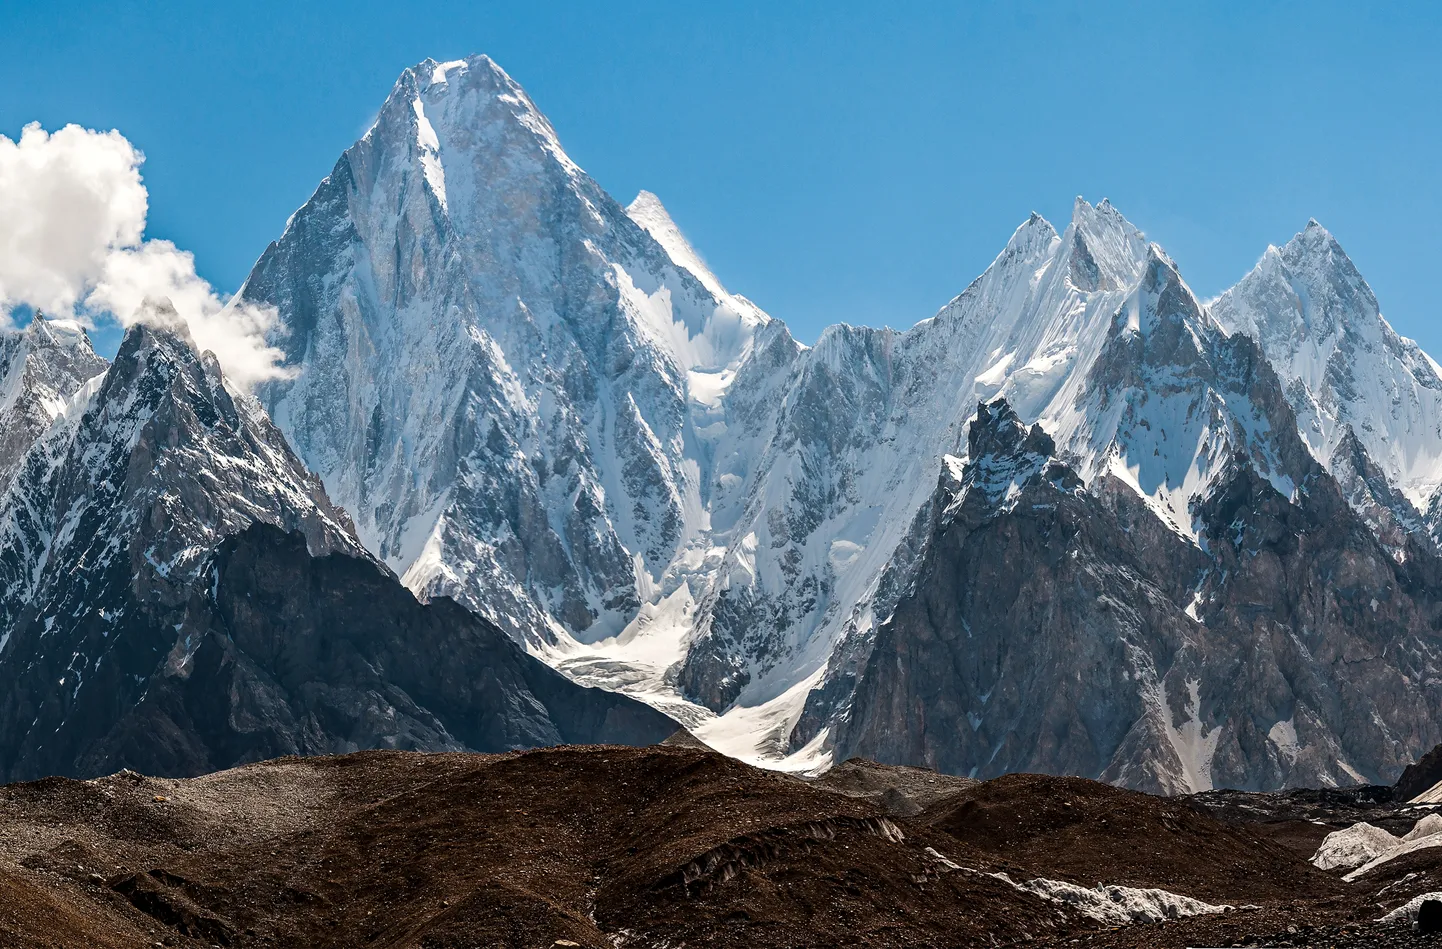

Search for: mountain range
xmin=2 ymin=53 xmax=1441 ymax=792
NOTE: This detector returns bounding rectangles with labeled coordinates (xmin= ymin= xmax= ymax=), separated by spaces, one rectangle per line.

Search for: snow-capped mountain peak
xmin=401 ymin=53 xmax=582 ymax=184
xmin=1034 ymin=239 xmax=1310 ymax=542
xmin=1212 ymin=219 xmax=1442 ymax=508
xmin=244 ymin=54 xmax=781 ymax=650
xmin=0 ymin=315 xmax=108 ymax=490
xmin=975 ymin=211 xmax=1059 ymax=285
xmin=1218 ymin=219 xmax=1386 ymax=355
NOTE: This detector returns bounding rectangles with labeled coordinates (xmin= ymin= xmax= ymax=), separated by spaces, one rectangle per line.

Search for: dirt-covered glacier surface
xmin=4 ymin=745 xmax=1442 ymax=947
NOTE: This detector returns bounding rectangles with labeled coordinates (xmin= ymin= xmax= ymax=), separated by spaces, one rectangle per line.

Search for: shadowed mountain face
xmin=0 ymin=319 xmax=362 ymax=781
xmin=87 ymin=523 xmax=675 ymax=777
xmin=832 ymin=400 xmax=1204 ymax=788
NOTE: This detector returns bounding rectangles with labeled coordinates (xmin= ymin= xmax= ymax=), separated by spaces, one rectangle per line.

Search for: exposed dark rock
xmin=1396 ymin=742 xmax=1442 ymax=802
xmin=1418 ymin=899 xmax=1442 ymax=934
xmin=833 ymin=398 xmax=1203 ymax=790
xmin=97 ymin=522 xmax=677 ymax=775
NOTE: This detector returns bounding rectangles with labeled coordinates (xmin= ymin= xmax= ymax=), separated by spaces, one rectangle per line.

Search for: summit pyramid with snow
xmin=242 ymin=56 xmax=771 ymax=655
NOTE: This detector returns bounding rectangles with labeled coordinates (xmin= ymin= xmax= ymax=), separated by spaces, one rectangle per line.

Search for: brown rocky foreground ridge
xmin=3 ymin=743 xmax=1442 ymax=948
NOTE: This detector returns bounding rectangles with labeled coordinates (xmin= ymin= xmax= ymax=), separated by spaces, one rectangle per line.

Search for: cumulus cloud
xmin=0 ymin=124 xmax=146 ymax=316
xmin=0 ymin=122 xmax=290 ymax=390
xmin=88 ymin=240 xmax=290 ymax=390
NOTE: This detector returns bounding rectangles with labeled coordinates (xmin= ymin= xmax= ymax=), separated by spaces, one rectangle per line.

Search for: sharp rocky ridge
xmin=5 ymin=52 xmax=1442 ymax=790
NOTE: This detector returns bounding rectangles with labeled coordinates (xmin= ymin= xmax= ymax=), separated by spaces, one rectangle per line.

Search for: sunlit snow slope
xmin=1210 ymin=222 xmax=1442 ymax=537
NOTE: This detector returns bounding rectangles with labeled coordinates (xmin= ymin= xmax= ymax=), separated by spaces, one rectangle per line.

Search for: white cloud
xmin=0 ymin=123 xmax=147 ymax=316
xmin=0 ymin=122 xmax=289 ymax=390
xmin=88 ymin=240 xmax=291 ymax=390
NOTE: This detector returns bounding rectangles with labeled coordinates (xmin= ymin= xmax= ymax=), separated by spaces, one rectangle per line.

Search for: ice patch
xmin=974 ymin=351 xmax=1015 ymax=390
xmin=828 ymin=539 xmax=863 ymax=568
xmin=429 ymin=59 xmax=467 ymax=84
xmin=1159 ymin=677 xmax=1218 ymax=792
xmin=687 ymin=368 xmax=734 ymax=408
xmin=1011 ymin=876 xmax=1231 ymax=925
xmin=1343 ymin=814 xmax=1442 ymax=880
xmin=1268 ymin=717 xmax=1299 ymax=765
xmin=1380 ymin=891 xmax=1442 ymax=923
xmin=1406 ymin=813 xmax=1442 ymax=841
xmin=924 ymin=850 xmax=1231 ymax=926
xmin=1310 ymin=822 xmax=1399 ymax=871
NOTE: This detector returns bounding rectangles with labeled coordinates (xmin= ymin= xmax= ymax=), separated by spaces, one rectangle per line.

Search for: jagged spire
xmin=1061 ymin=197 xmax=1149 ymax=292
xmin=626 ymin=190 xmax=729 ymax=299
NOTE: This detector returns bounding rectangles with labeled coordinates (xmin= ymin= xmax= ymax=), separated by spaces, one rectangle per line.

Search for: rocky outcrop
xmin=1395 ymin=742 xmax=1442 ymax=802
xmin=834 ymin=396 xmax=1442 ymax=792
xmin=1186 ymin=449 xmax=1442 ymax=790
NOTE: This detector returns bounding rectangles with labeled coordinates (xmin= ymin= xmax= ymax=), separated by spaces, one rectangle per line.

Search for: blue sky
xmin=3 ymin=1 xmax=1439 ymax=349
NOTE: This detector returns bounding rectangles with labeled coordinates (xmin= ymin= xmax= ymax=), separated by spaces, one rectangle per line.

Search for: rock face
xmin=1393 ymin=742 xmax=1442 ymax=802
xmin=833 ymin=400 xmax=1203 ymax=787
xmin=1327 ymin=427 xmax=1429 ymax=558
xmin=833 ymin=397 xmax=1442 ymax=792
xmin=0 ymin=316 xmax=670 ymax=780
